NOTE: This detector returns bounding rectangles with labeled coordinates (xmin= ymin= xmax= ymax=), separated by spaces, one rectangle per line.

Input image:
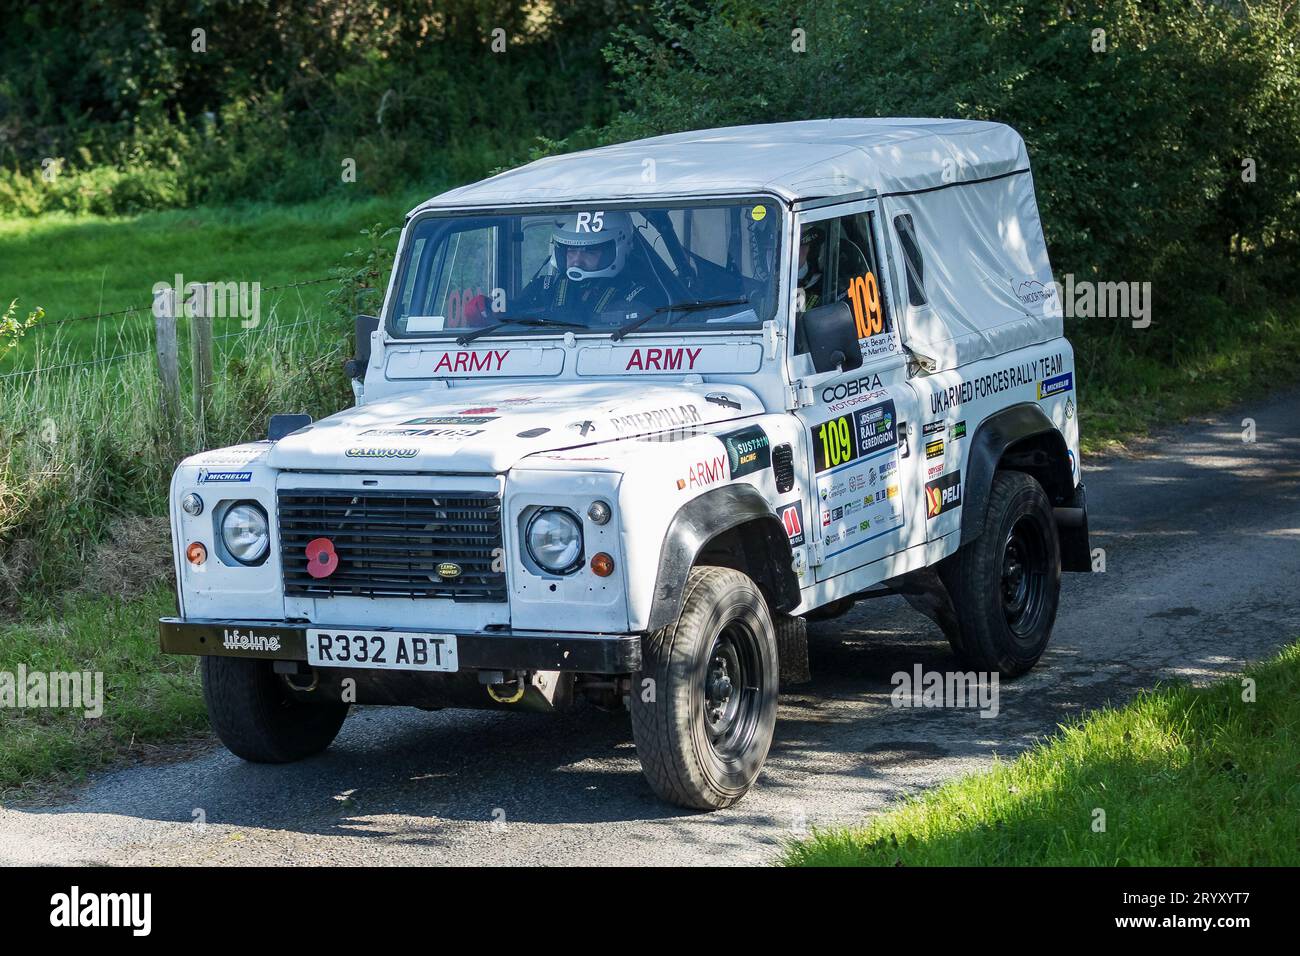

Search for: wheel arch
xmin=647 ymin=484 xmax=800 ymax=632
xmin=962 ymin=402 xmax=1077 ymax=550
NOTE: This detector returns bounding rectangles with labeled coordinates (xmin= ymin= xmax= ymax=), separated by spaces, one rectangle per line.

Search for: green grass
xmin=0 ymin=190 xmax=428 ymax=369
xmin=782 ymin=641 xmax=1300 ymax=867
xmin=0 ymin=585 xmax=206 ymax=798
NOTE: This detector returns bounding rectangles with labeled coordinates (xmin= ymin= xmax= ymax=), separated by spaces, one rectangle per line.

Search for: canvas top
xmin=411 ymin=118 xmax=1030 ymax=212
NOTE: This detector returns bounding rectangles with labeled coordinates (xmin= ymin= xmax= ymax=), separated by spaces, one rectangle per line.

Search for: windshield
xmin=387 ymin=199 xmax=782 ymax=339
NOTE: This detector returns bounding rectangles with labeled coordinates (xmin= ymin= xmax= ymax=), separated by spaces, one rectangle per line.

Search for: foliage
xmin=600 ymin=0 xmax=1300 ymax=349
xmin=327 ymin=223 xmax=402 ymax=323
xmin=0 ymin=300 xmax=42 ymax=364
xmin=0 ymin=1 xmax=642 ymax=217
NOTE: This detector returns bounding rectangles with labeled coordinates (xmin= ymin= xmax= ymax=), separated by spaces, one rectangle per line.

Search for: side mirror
xmin=344 ymin=314 xmax=380 ymax=379
xmin=803 ymin=301 xmax=863 ymax=374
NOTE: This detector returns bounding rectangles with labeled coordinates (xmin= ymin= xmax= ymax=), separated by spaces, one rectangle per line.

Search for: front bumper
xmin=158 ymin=618 xmax=642 ymax=673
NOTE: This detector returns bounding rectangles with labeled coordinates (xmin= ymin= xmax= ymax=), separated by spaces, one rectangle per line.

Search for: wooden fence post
xmin=190 ymin=282 xmax=214 ymax=451
xmin=153 ymin=287 xmax=182 ymax=460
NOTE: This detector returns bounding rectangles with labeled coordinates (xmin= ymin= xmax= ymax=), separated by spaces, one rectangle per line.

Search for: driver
xmin=516 ymin=211 xmax=658 ymax=323
xmin=798 ymin=224 xmax=826 ymax=311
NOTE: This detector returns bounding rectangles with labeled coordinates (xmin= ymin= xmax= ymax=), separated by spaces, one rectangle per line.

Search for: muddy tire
xmin=202 ymin=656 xmax=349 ymax=763
xmin=631 ymin=567 xmax=778 ymax=810
xmin=940 ymin=470 xmax=1061 ymax=677
xmin=773 ymin=611 xmax=811 ymax=687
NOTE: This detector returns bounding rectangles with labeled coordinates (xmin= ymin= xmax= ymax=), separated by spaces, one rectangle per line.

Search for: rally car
xmin=161 ymin=119 xmax=1090 ymax=809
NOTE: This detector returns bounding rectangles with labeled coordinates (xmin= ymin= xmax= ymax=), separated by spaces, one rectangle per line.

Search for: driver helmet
xmin=551 ymin=210 xmax=634 ymax=281
xmin=799 ymin=225 xmax=825 ymax=282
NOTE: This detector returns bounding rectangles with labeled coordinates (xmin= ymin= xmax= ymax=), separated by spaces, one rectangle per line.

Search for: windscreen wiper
xmin=611 ymin=297 xmax=750 ymax=342
xmin=455 ymin=316 xmax=587 ymax=346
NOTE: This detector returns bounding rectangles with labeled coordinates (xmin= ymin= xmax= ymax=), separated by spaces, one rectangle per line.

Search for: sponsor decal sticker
xmin=822 ymin=373 xmax=884 ymax=406
xmin=609 ymin=404 xmax=701 ymax=434
xmin=305 ymin=537 xmax=339 ymax=578
xmin=197 ymin=469 xmax=252 ymax=483
xmin=345 ymin=447 xmax=418 ymax=459
xmin=811 ymin=399 xmax=896 ymax=473
xmin=1037 ymin=371 xmax=1074 ymax=400
xmin=721 ymin=425 xmax=771 ymax=478
xmin=625 ymin=346 xmax=702 ymax=372
xmin=949 ymin=420 xmax=967 ymax=441
xmin=779 ymin=501 xmax=806 ymax=548
xmin=223 ymin=628 xmax=283 ymax=652
xmin=676 ymin=454 xmax=728 ymax=491
xmin=402 ymin=416 xmax=497 ymax=425
xmin=925 ymin=438 xmax=945 ymax=460
xmin=1015 ymin=278 xmax=1059 ymax=308
xmin=360 ymin=427 xmax=483 ymax=439
xmin=922 ymin=420 xmax=945 ymax=436
xmin=930 ymin=353 xmax=1065 ymax=415
xmin=431 ymin=350 xmax=510 ymax=374
xmin=925 ymin=472 xmax=962 ymax=519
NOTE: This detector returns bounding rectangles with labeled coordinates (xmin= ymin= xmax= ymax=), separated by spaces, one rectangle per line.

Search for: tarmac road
xmin=2 ymin=389 xmax=1298 ymax=866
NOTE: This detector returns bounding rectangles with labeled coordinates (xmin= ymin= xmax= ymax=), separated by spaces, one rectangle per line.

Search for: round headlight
xmin=181 ymin=493 xmax=204 ymax=516
xmin=221 ymin=503 xmax=270 ymax=565
xmin=525 ymin=508 xmax=583 ymax=574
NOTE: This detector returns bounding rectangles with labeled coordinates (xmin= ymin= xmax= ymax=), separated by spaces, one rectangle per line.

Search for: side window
xmin=796 ymin=211 xmax=892 ymax=353
xmin=893 ymin=213 xmax=927 ymax=307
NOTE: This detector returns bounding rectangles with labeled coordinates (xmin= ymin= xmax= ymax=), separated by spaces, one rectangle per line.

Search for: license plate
xmin=305 ymin=629 xmax=458 ymax=672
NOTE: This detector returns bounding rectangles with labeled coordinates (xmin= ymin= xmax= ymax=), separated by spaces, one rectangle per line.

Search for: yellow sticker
xmin=751 ymin=205 xmax=767 ymax=221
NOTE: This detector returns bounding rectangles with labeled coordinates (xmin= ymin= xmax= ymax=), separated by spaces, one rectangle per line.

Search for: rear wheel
xmin=631 ymin=567 xmax=778 ymax=810
xmin=941 ymin=470 xmax=1060 ymax=677
xmin=202 ymin=656 xmax=349 ymax=763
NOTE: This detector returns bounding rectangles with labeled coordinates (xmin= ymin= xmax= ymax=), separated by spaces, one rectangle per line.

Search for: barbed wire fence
xmin=0 ymin=275 xmax=338 ymax=384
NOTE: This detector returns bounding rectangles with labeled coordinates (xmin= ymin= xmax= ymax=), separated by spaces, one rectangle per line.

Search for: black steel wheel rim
xmin=702 ymin=621 xmax=763 ymax=760
xmin=1001 ymin=514 xmax=1049 ymax=640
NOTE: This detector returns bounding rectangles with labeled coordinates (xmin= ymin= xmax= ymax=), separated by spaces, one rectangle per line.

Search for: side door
xmin=788 ymin=198 xmax=928 ymax=584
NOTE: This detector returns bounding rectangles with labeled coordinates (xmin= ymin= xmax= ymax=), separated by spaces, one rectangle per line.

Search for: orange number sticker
xmin=847 ymin=273 xmax=883 ymax=338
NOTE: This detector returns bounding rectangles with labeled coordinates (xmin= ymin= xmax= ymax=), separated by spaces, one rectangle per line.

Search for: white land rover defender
xmin=162 ymin=119 xmax=1090 ymax=810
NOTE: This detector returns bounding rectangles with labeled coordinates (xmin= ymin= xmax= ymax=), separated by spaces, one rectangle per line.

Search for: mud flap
xmin=774 ymin=612 xmax=811 ymax=687
xmin=886 ymin=566 xmax=963 ymax=649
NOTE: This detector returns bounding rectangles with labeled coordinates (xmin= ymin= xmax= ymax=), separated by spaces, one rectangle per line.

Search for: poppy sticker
xmin=305 ymin=537 xmax=339 ymax=579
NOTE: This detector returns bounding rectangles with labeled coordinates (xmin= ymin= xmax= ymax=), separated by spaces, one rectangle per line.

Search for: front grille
xmin=278 ymin=490 xmax=506 ymax=601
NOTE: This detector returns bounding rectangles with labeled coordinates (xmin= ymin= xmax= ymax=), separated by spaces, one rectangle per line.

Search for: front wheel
xmin=630 ymin=567 xmax=778 ymax=810
xmin=202 ymin=656 xmax=349 ymax=763
xmin=940 ymin=470 xmax=1061 ymax=677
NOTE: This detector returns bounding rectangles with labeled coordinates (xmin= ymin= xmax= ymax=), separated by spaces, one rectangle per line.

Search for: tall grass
xmin=0 ymin=309 xmax=352 ymax=612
